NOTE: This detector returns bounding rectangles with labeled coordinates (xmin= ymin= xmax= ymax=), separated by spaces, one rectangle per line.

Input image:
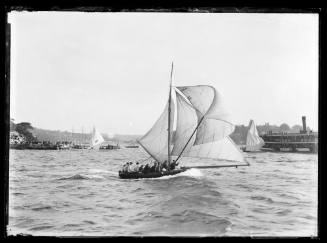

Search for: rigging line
xmin=174 ymin=115 xmax=206 ymax=164
xmin=173 ymin=123 xmax=198 ymax=138
xmin=167 ymin=62 xmax=173 ymax=168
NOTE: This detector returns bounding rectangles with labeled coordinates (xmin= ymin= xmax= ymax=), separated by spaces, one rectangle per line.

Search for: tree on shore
xmin=279 ymin=123 xmax=291 ymax=132
xmin=15 ymin=122 xmax=36 ymax=142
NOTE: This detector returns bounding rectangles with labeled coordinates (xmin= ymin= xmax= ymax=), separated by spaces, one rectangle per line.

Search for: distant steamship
xmin=260 ymin=116 xmax=318 ymax=153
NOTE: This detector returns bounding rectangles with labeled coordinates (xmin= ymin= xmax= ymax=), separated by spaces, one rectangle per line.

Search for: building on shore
xmin=10 ymin=131 xmax=26 ymax=145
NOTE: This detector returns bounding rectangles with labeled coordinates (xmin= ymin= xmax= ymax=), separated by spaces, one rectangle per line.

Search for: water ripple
xmin=8 ymin=149 xmax=318 ymax=236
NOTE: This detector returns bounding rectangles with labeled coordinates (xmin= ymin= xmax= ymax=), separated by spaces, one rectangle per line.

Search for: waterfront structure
xmin=261 ymin=116 xmax=318 ymax=153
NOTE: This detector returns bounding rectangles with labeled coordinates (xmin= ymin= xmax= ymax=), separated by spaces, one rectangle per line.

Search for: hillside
xmin=10 ymin=119 xmax=310 ymax=145
xmin=113 ymin=134 xmax=142 ymax=142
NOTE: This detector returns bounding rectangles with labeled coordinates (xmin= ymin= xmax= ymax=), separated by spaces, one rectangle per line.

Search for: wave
xmin=31 ymin=206 xmax=53 ymax=211
xmin=180 ymin=168 xmax=204 ymax=177
xmin=58 ymin=174 xmax=89 ymax=180
xmin=278 ymin=193 xmax=299 ymax=200
xmin=29 ymin=225 xmax=54 ymax=231
xmin=17 ymin=166 xmax=28 ymax=172
xmin=250 ymin=195 xmax=274 ymax=203
xmin=87 ymin=175 xmax=105 ymax=179
xmin=64 ymin=223 xmax=81 ymax=227
xmin=88 ymin=168 xmax=108 ymax=173
xmin=101 ymin=170 xmax=119 ymax=176
xmin=275 ymin=209 xmax=292 ymax=216
xmin=83 ymin=220 xmax=96 ymax=225
xmin=12 ymin=192 xmax=25 ymax=196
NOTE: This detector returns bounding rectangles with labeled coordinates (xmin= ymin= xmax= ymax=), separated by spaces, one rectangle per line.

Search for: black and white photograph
xmin=6 ymin=9 xmax=319 ymax=237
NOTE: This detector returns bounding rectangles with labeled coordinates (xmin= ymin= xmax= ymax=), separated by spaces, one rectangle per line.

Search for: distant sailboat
xmin=90 ymin=126 xmax=104 ymax=149
xmin=119 ymin=63 xmax=249 ymax=179
xmin=243 ymin=120 xmax=265 ymax=152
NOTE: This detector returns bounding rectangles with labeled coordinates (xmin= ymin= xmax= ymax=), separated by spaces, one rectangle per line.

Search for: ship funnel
xmin=302 ymin=116 xmax=307 ymax=133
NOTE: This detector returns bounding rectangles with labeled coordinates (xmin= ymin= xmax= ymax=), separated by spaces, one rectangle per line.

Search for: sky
xmin=8 ymin=12 xmax=318 ymax=135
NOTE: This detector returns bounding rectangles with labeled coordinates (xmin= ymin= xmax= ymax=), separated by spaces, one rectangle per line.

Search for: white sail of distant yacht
xmin=90 ymin=126 xmax=104 ymax=149
xmin=137 ymin=63 xmax=248 ymax=169
xmin=245 ymin=120 xmax=265 ymax=152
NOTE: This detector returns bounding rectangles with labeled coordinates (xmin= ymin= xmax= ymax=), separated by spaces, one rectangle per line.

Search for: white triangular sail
xmin=91 ymin=127 xmax=104 ymax=148
xmin=245 ymin=120 xmax=265 ymax=151
xmin=138 ymin=99 xmax=175 ymax=164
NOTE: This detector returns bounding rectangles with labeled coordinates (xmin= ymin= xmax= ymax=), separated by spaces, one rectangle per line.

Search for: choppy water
xmin=8 ymin=148 xmax=317 ymax=237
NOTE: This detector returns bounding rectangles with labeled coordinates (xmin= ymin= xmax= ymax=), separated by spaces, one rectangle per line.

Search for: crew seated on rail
xmin=133 ymin=162 xmax=140 ymax=172
xmin=121 ymin=162 xmax=131 ymax=173
xmin=121 ymin=159 xmax=179 ymax=174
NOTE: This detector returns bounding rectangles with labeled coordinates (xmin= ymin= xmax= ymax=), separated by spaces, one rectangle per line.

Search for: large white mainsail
xmin=245 ymin=120 xmax=265 ymax=151
xmin=91 ymin=126 xmax=104 ymax=149
xmin=138 ymin=100 xmax=175 ymax=164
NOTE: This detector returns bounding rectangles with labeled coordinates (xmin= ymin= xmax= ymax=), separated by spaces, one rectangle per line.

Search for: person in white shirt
xmin=134 ymin=162 xmax=140 ymax=172
xmin=121 ymin=163 xmax=126 ymax=172
xmin=127 ymin=162 xmax=133 ymax=172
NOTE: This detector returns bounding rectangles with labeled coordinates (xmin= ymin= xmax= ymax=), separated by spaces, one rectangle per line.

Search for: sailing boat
xmin=119 ymin=63 xmax=249 ymax=179
xmin=243 ymin=119 xmax=265 ymax=152
xmin=90 ymin=126 xmax=104 ymax=149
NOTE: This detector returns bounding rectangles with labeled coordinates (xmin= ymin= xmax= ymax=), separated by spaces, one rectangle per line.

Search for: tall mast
xmin=167 ymin=62 xmax=173 ymax=169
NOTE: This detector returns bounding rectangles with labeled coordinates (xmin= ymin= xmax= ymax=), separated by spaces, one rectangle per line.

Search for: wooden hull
xmin=118 ymin=168 xmax=186 ymax=179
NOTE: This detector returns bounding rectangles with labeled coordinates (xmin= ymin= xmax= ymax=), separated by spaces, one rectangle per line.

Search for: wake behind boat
xmin=118 ymin=63 xmax=249 ymax=179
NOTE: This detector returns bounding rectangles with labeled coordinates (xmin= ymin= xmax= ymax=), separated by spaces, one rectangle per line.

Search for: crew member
xmin=121 ymin=163 xmax=126 ymax=172
xmin=143 ymin=163 xmax=150 ymax=174
xmin=139 ymin=164 xmax=144 ymax=173
xmin=150 ymin=162 xmax=156 ymax=173
xmin=134 ymin=162 xmax=140 ymax=172
xmin=162 ymin=160 xmax=168 ymax=170
xmin=127 ymin=162 xmax=133 ymax=172
xmin=124 ymin=162 xmax=130 ymax=172
xmin=170 ymin=160 xmax=179 ymax=170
